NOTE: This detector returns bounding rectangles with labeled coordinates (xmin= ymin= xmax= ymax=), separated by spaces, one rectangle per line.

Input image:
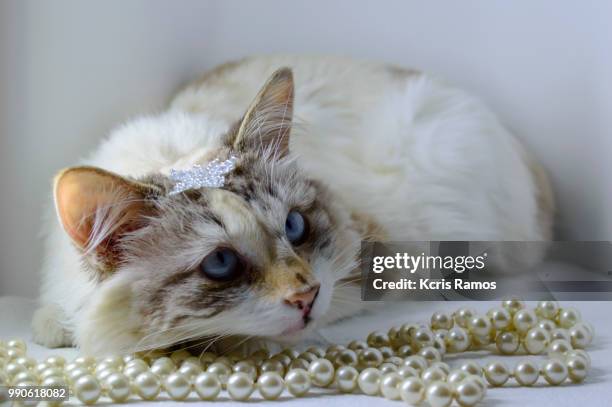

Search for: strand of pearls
xmin=0 ymin=299 xmax=594 ymax=406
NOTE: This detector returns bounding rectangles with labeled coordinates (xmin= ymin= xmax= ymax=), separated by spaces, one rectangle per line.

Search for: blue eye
xmin=199 ymin=248 xmax=242 ymax=281
xmin=285 ymin=211 xmax=309 ymax=245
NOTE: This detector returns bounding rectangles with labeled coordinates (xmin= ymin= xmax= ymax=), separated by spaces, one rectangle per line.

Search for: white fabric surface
xmin=1 ymin=296 xmax=610 ymax=406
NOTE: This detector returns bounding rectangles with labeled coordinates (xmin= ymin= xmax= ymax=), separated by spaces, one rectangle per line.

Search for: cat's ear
xmin=54 ymin=166 xmax=158 ymax=262
xmin=229 ymin=67 xmax=294 ymax=157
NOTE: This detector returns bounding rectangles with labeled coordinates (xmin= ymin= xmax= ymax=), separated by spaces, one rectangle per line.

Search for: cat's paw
xmin=32 ymin=304 xmax=73 ymax=348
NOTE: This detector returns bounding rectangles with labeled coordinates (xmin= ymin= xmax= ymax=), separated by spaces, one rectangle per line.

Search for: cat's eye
xmin=285 ymin=210 xmax=309 ymax=245
xmin=199 ymin=248 xmax=242 ymax=281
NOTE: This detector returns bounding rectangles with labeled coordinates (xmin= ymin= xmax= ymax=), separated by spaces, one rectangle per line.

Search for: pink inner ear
xmin=54 ymin=168 xmax=145 ymax=251
xmin=55 ymin=171 xmax=101 ymax=248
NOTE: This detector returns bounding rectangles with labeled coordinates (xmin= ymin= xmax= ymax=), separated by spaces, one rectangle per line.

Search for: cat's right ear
xmin=227 ymin=67 xmax=294 ymax=157
xmin=53 ymin=167 xmax=158 ymax=262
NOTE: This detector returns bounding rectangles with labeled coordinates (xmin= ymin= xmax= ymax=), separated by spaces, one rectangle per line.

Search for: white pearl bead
xmin=548 ymin=339 xmax=572 ymax=359
xmin=233 ymin=361 xmax=258 ymax=380
xmin=358 ymin=348 xmax=383 ymax=367
xmin=403 ymin=355 xmax=428 ymax=372
xmin=227 ymin=372 xmax=254 ymax=401
xmin=74 ymin=374 xmax=102 ymax=405
xmin=151 ymin=357 xmax=175 ymax=377
xmin=496 ymin=331 xmax=520 ymax=354
xmin=257 ymin=372 xmax=284 ymax=400
xmin=570 ymin=323 xmax=592 ymax=349
xmin=413 ymin=327 xmax=435 ymax=348
xmin=514 ymin=360 xmax=539 ymax=386
xmin=513 ymin=309 xmax=537 ymax=333
xmin=285 ymin=368 xmax=311 ymax=397
xmin=558 ymin=307 xmax=581 ymax=328
xmin=261 ymin=359 xmax=286 ymax=376
xmin=308 ymin=358 xmax=335 ymax=387
xmin=536 ymin=300 xmax=559 ymax=319
xmin=206 ymin=362 xmax=232 ymax=386
xmin=164 ymin=372 xmax=191 ymax=400
xmin=431 ymin=311 xmax=453 ymax=330
xmin=335 ymin=365 xmax=358 ymax=393
xmin=357 ymin=367 xmax=381 ymax=396
xmin=468 ymin=315 xmax=492 ymax=337
xmin=447 ymin=327 xmax=470 ymax=352
xmin=134 ymin=371 xmax=161 ymax=400
xmin=484 ymin=361 xmax=510 ymax=386
xmin=380 ymin=362 xmax=398 ymax=374
xmin=102 ymin=356 xmax=124 ymax=370
xmin=399 ymin=376 xmax=426 ymax=404
xmin=487 ymin=307 xmax=512 ymax=330
xmin=460 ymin=362 xmax=482 ymax=376
xmin=74 ymin=356 xmax=96 ymax=368
xmin=397 ymin=366 xmax=419 ymax=379
xmin=455 ymin=378 xmax=483 ymax=406
xmin=178 ymin=361 xmax=203 ymax=381
xmin=524 ymin=327 xmax=550 ymax=354
xmin=421 ymin=366 xmax=447 ymax=385
xmin=566 ymin=355 xmax=588 ymax=383
xmin=425 ymin=380 xmax=453 ymax=407
xmin=502 ymin=297 xmax=525 ymax=314
xmin=418 ymin=346 xmax=442 ymax=364
xmin=105 ymin=372 xmax=131 ymax=403
xmin=379 ymin=372 xmax=402 ymax=400
xmin=335 ymin=349 xmax=358 ymax=367
xmin=566 ymin=349 xmax=591 ymax=369
xmin=447 ymin=369 xmax=468 ymax=387
xmin=542 ymin=359 xmax=568 ymax=385
xmin=194 ymin=372 xmax=221 ymax=400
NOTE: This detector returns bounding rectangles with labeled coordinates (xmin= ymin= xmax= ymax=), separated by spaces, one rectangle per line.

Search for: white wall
xmin=1 ymin=0 xmax=611 ymax=297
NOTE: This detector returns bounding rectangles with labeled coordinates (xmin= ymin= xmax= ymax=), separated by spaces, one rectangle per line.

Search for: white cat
xmin=33 ymin=55 xmax=553 ymax=354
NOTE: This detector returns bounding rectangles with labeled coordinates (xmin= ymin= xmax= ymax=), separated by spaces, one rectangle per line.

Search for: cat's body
xmin=34 ymin=55 xmax=553 ymax=354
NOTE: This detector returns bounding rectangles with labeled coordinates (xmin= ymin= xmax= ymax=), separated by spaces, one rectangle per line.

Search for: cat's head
xmin=54 ymin=68 xmax=360 ymax=353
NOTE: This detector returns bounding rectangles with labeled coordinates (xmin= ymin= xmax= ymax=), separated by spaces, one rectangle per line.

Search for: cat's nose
xmin=284 ymin=285 xmax=320 ymax=315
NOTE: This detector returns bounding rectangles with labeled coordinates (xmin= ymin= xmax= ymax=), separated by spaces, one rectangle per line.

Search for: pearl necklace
xmin=0 ymin=299 xmax=593 ymax=406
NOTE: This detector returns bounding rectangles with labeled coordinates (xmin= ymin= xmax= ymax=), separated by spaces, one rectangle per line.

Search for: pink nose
xmin=284 ymin=285 xmax=320 ymax=316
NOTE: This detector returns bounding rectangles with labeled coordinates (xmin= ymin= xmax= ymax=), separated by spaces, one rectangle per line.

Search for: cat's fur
xmin=33 ymin=55 xmax=553 ymax=354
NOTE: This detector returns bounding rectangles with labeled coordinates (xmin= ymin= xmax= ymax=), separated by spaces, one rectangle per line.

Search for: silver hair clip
xmin=169 ymin=155 xmax=237 ymax=195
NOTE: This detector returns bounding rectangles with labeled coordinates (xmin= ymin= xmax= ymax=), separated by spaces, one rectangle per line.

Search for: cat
xmin=32 ymin=55 xmax=553 ymax=355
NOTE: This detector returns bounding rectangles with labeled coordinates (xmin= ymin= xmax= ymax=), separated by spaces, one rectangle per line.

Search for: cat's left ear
xmin=229 ymin=67 xmax=294 ymax=157
xmin=53 ymin=166 xmax=159 ymax=266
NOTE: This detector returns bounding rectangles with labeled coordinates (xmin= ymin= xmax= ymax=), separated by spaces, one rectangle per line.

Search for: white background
xmin=1 ymin=0 xmax=611 ymax=297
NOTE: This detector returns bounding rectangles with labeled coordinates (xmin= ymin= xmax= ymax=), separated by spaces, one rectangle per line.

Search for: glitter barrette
xmin=169 ymin=155 xmax=237 ymax=195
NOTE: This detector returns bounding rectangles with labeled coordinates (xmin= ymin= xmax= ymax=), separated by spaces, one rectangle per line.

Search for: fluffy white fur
xmin=34 ymin=55 xmax=552 ymax=352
